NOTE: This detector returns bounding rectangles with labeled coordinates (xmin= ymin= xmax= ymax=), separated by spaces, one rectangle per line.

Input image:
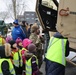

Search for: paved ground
xmin=65 ymin=61 xmax=76 ymax=75
xmin=40 ymin=61 xmax=76 ymax=75
xmin=40 ymin=51 xmax=76 ymax=75
xmin=40 ymin=62 xmax=46 ymax=75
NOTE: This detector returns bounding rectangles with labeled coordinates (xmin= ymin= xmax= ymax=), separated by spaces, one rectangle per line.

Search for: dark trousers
xmin=46 ymin=59 xmax=65 ymax=75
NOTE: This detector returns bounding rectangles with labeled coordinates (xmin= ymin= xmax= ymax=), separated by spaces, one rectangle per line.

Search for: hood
xmin=0 ymin=43 xmax=12 ymax=58
xmin=6 ymin=36 xmax=12 ymax=43
xmin=16 ymin=37 xmax=22 ymax=45
xmin=54 ymin=32 xmax=64 ymax=38
xmin=22 ymin=38 xmax=32 ymax=48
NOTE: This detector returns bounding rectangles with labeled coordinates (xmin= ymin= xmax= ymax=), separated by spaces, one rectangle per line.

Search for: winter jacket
xmin=0 ymin=46 xmax=15 ymax=75
xmin=26 ymin=54 xmax=39 ymax=75
xmin=12 ymin=25 xmax=26 ymax=41
xmin=11 ymin=49 xmax=23 ymax=75
xmin=1 ymin=58 xmax=15 ymax=75
xmin=21 ymin=25 xmax=28 ymax=38
xmin=29 ymin=33 xmax=44 ymax=68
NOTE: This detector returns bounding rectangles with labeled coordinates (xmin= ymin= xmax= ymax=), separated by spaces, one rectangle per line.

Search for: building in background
xmin=17 ymin=15 xmax=25 ymax=22
xmin=24 ymin=12 xmax=36 ymax=24
xmin=17 ymin=11 xmax=40 ymax=25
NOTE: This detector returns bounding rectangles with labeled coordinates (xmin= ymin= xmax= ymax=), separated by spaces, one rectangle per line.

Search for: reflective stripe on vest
xmin=19 ymin=50 xmax=23 ymax=67
xmin=26 ymin=55 xmax=38 ymax=75
xmin=0 ymin=59 xmax=16 ymax=75
xmin=0 ymin=38 xmax=2 ymax=46
xmin=46 ymin=37 xmax=67 ymax=66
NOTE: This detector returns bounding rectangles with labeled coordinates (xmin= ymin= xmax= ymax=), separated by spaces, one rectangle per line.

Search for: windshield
xmin=42 ymin=0 xmax=59 ymax=10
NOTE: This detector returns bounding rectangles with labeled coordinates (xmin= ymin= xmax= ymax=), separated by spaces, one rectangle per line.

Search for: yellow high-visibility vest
xmin=0 ymin=38 xmax=2 ymax=46
xmin=46 ymin=37 xmax=67 ymax=66
xmin=22 ymin=48 xmax=27 ymax=51
xmin=26 ymin=55 xmax=38 ymax=75
xmin=0 ymin=58 xmax=16 ymax=75
xmin=12 ymin=51 xmax=23 ymax=67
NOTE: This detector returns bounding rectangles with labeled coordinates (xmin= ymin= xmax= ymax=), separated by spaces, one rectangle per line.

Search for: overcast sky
xmin=0 ymin=0 xmax=36 ymax=23
xmin=0 ymin=0 xmax=7 ymax=11
xmin=0 ymin=0 xmax=36 ymax=12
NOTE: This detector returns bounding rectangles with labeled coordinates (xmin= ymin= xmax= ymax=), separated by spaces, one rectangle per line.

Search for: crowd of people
xmin=0 ymin=19 xmax=70 ymax=75
xmin=0 ymin=19 xmax=44 ymax=75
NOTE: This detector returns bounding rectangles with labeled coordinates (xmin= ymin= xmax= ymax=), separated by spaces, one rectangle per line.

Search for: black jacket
xmin=0 ymin=46 xmax=13 ymax=75
xmin=1 ymin=60 xmax=13 ymax=75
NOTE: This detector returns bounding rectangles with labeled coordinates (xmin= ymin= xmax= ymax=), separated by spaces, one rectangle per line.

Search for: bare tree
xmin=1 ymin=0 xmax=36 ymax=21
xmin=2 ymin=0 xmax=27 ymax=20
xmin=0 ymin=12 xmax=8 ymax=20
xmin=12 ymin=0 xmax=16 ymax=19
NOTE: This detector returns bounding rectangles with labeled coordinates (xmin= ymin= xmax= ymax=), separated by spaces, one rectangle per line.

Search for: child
xmin=21 ymin=38 xmax=32 ymax=75
xmin=22 ymin=38 xmax=32 ymax=49
xmin=9 ymin=40 xmax=23 ymax=75
xmin=25 ymin=43 xmax=39 ymax=75
xmin=6 ymin=35 xmax=12 ymax=43
xmin=22 ymin=38 xmax=32 ymax=63
xmin=0 ymin=43 xmax=16 ymax=75
xmin=16 ymin=37 xmax=23 ymax=49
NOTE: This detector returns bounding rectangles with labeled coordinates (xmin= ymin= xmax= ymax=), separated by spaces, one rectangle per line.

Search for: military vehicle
xmin=0 ymin=20 xmax=8 ymax=37
xmin=36 ymin=0 xmax=76 ymax=66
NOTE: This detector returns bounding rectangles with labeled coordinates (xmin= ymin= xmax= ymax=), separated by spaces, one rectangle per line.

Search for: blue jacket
xmin=12 ymin=25 xmax=26 ymax=41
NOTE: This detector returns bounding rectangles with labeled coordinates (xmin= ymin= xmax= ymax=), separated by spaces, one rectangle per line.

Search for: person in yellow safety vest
xmin=8 ymin=40 xmax=23 ymax=75
xmin=45 ymin=32 xmax=70 ymax=75
xmin=0 ymin=32 xmax=6 ymax=46
xmin=25 ymin=43 xmax=39 ymax=75
xmin=0 ymin=43 xmax=16 ymax=75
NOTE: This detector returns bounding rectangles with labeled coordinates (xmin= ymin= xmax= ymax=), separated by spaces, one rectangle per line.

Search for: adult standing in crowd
xmin=29 ymin=23 xmax=44 ymax=74
xmin=45 ymin=32 xmax=70 ymax=75
xmin=12 ymin=19 xmax=26 ymax=41
xmin=27 ymin=24 xmax=33 ymax=37
xmin=0 ymin=32 xmax=6 ymax=46
xmin=21 ymin=21 xmax=28 ymax=38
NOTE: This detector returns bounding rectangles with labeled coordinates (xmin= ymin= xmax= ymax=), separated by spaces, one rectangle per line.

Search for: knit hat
xmin=27 ymin=43 xmax=36 ymax=52
xmin=8 ymin=40 xmax=16 ymax=49
xmin=22 ymin=38 xmax=32 ymax=48
xmin=6 ymin=36 xmax=12 ymax=43
xmin=16 ymin=37 xmax=22 ymax=45
xmin=13 ymin=19 xmax=18 ymax=25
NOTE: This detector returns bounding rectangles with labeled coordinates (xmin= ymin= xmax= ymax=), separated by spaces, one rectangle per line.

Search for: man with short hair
xmin=12 ymin=19 xmax=26 ymax=41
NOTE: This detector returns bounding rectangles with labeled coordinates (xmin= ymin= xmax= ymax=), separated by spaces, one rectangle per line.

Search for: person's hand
xmin=25 ymin=51 xmax=33 ymax=57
